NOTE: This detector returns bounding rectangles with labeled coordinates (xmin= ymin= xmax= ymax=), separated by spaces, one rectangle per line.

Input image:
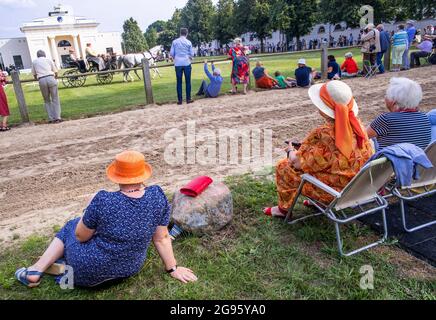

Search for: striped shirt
xmin=370 ymin=112 xmax=432 ymax=150
xmin=392 ymin=31 xmax=409 ymax=47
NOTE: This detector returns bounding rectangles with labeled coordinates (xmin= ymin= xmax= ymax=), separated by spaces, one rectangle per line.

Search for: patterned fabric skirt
xmin=0 ymin=86 xmax=10 ymax=117
xmin=275 ymin=158 xmax=335 ymax=210
xmin=231 ymin=56 xmax=250 ymax=85
xmin=256 ymin=76 xmax=276 ymax=89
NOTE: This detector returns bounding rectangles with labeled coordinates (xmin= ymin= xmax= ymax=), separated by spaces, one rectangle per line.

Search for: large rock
xmin=171 ymin=181 xmax=233 ymax=235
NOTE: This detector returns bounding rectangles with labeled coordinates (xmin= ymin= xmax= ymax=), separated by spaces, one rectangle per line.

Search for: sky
xmin=0 ymin=0 xmax=213 ymax=38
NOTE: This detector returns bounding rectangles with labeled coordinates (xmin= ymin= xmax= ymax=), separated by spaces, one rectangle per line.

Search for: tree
xmin=145 ymin=28 xmax=158 ymax=48
xmin=180 ymin=0 xmax=215 ymax=47
xmin=157 ymin=9 xmax=182 ymax=50
xmin=270 ymin=0 xmax=317 ymax=50
xmin=146 ymin=20 xmax=167 ymax=33
xmin=122 ymin=17 xmax=148 ymax=53
xmin=213 ymin=0 xmax=237 ymax=46
xmin=234 ymin=0 xmax=273 ymax=52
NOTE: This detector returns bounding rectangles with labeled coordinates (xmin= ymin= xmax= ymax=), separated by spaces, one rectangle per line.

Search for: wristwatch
xmin=166 ymin=265 xmax=178 ymax=274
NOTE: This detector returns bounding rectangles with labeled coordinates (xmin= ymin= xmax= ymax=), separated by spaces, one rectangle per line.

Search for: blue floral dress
xmin=55 ymin=185 xmax=171 ymax=287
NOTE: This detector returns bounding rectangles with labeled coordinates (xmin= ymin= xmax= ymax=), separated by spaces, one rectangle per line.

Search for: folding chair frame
xmin=392 ymin=186 xmax=436 ymax=233
xmin=362 ymin=60 xmax=381 ymax=79
xmin=285 ymin=174 xmax=389 ymax=257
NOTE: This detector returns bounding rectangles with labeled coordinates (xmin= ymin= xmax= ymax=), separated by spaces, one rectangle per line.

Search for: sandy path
xmin=0 ymin=67 xmax=435 ymax=247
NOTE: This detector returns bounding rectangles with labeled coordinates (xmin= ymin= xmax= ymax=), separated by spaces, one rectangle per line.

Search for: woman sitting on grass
xmin=264 ymin=81 xmax=373 ymax=218
xmin=252 ymin=61 xmax=279 ymax=89
xmin=16 ymin=150 xmax=198 ymax=288
xmin=340 ymin=52 xmax=359 ymax=78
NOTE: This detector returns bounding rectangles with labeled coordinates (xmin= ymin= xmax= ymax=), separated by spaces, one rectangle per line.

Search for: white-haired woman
xmin=367 ymin=77 xmax=432 ymax=150
xmin=228 ymin=38 xmax=250 ymax=94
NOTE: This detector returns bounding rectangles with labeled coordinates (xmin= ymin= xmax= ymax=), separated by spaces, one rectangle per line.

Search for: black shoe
xmin=177 ymin=101 xmax=183 ymax=105
xmin=187 ymin=100 xmax=194 ymax=104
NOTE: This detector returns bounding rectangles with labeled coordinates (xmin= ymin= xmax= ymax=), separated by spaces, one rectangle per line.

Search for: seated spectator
xmin=327 ymin=55 xmax=341 ymax=80
xmin=428 ymin=110 xmax=436 ymax=142
xmin=341 ymin=52 xmax=359 ymax=77
xmin=367 ymin=77 xmax=431 ymax=151
xmin=15 ymin=151 xmax=198 ymax=288
xmin=252 ymin=61 xmax=279 ymax=89
xmin=196 ymin=61 xmax=223 ymax=98
xmin=274 ymin=71 xmax=296 ymax=89
xmin=410 ymin=35 xmax=434 ymax=68
xmin=264 ymin=81 xmax=373 ymax=218
xmin=294 ymin=59 xmax=318 ymax=88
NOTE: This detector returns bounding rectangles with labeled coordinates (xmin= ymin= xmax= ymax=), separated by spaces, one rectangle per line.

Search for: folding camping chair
xmin=362 ymin=60 xmax=380 ymax=79
xmin=391 ymin=141 xmax=436 ymax=232
xmin=285 ymin=158 xmax=394 ymax=257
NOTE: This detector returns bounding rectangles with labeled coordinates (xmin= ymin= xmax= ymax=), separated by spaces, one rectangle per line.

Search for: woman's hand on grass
xmin=170 ymin=267 xmax=198 ymax=284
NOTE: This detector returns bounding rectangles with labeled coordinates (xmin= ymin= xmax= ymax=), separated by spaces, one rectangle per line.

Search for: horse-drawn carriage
xmin=62 ymin=55 xmax=117 ymax=88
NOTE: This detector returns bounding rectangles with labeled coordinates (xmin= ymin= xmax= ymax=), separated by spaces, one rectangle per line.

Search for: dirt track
xmin=1 ymin=67 xmax=435 ymax=247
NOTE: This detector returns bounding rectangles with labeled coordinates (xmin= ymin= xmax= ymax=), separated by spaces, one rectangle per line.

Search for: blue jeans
xmin=175 ymin=65 xmax=192 ymax=103
xmin=376 ymin=51 xmax=386 ymax=73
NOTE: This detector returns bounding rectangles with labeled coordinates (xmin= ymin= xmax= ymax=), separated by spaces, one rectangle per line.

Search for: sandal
xmin=45 ymin=260 xmax=66 ymax=276
xmin=15 ymin=267 xmax=44 ymax=288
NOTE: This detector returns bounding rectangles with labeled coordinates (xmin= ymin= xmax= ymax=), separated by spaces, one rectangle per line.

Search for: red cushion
xmin=180 ymin=176 xmax=214 ymax=197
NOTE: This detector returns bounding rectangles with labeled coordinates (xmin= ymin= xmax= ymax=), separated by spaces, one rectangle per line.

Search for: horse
xmin=117 ymin=45 xmax=163 ymax=82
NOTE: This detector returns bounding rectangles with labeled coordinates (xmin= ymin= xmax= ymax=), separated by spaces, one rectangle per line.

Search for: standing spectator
xmin=391 ymin=25 xmax=409 ymax=72
xmin=228 ymin=38 xmax=250 ymax=95
xmin=377 ymin=24 xmax=391 ymax=73
xmin=170 ymin=28 xmax=194 ymax=105
xmin=349 ymin=33 xmax=354 ymax=46
xmin=361 ymin=24 xmax=381 ymax=74
xmin=410 ymin=35 xmax=433 ymax=68
xmin=31 ymin=50 xmax=62 ymax=123
xmin=402 ymin=20 xmax=417 ymax=70
xmin=0 ymin=70 xmax=10 ymax=131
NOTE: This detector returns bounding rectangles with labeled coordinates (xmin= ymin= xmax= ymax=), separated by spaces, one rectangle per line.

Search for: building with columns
xmin=0 ymin=4 xmax=122 ymax=70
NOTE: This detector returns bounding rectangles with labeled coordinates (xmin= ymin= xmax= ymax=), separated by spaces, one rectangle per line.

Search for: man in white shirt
xmin=32 ymin=50 xmax=62 ymax=123
xmin=170 ymin=28 xmax=194 ymax=105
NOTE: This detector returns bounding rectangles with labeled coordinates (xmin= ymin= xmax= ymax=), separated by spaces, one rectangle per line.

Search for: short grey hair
xmin=386 ymin=77 xmax=423 ymax=110
xmin=37 ymin=50 xmax=46 ymax=58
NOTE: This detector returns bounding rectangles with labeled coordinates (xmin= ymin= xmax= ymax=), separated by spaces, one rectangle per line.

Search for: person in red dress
xmin=0 ymin=71 xmax=10 ymax=131
xmin=228 ymin=38 xmax=250 ymax=95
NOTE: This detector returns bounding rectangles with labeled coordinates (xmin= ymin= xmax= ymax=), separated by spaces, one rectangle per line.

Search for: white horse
xmin=117 ymin=45 xmax=163 ymax=82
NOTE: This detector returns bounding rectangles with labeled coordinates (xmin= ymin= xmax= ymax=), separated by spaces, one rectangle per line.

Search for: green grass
xmin=0 ymin=171 xmax=434 ymax=300
xmin=4 ymin=48 xmax=365 ymax=126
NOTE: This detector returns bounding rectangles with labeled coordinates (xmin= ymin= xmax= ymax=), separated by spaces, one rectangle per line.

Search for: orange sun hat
xmin=106 ymin=150 xmax=152 ymax=185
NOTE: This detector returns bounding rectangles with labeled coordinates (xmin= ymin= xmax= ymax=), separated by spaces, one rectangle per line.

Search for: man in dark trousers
xmin=170 ymin=28 xmax=194 ymax=105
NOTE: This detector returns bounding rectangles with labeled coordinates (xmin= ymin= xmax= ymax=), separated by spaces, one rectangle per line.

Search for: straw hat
xmin=106 ymin=150 xmax=152 ymax=185
xmin=308 ymin=81 xmax=359 ymax=119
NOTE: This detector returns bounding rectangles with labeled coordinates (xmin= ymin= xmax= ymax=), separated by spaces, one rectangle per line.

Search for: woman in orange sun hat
xmin=264 ymin=81 xmax=374 ymax=218
xmin=16 ymin=150 xmax=197 ymax=288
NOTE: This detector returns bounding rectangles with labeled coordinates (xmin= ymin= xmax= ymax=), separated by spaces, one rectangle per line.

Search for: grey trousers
xmin=39 ymin=76 xmax=61 ymax=121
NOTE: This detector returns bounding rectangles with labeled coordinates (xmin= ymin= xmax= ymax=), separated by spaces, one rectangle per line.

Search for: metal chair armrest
xmin=301 ymin=174 xmax=341 ymax=198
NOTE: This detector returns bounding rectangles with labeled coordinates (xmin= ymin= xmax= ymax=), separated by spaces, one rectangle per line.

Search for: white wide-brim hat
xmin=308 ymin=81 xmax=359 ymax=119
xmin=298 ymin=58 xmax=306 ymax=65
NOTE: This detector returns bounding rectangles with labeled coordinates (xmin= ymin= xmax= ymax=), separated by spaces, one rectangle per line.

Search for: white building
xmin=0 ymin=4 xmax=122 ymax=70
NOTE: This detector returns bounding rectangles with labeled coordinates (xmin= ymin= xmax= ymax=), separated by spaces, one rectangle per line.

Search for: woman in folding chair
xmin=264 ymin=81 xmax=374 ymax=218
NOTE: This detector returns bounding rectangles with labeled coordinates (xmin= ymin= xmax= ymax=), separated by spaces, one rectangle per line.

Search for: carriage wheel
xmin=96 ymin=72 xmax=114 ymax=85
xmin=62 ymin=69 xmax=86 ymax=88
